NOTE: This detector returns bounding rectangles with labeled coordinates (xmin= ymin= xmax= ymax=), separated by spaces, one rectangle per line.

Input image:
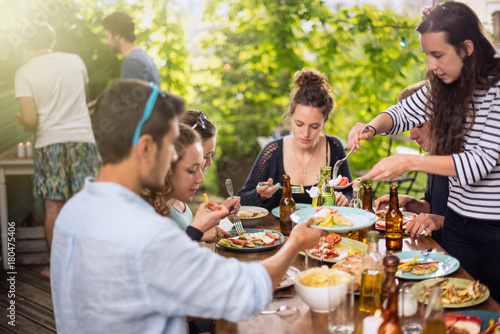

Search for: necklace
xmin=292 ymin=139 xmax=319 ymax=177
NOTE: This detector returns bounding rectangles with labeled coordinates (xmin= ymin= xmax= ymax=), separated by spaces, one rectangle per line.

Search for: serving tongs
xmin=225 ymin=179 xmax=245 ymax=233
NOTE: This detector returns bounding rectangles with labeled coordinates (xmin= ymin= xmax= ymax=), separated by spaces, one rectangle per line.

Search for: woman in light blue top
xmin=143 ymin=124 xmax=229 ymax=242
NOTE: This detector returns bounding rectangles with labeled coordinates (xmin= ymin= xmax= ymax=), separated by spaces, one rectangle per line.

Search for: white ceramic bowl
xmin=293 ymin=270 xmax=351 ymax=313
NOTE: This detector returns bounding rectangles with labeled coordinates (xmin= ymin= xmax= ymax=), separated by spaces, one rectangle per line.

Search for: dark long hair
xmin=416 ymin=2 xmax=500 ymax=155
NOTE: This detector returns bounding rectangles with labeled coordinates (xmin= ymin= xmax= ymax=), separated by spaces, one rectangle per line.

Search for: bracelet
xmin=363 ymin=124 xmax=377 ymax=136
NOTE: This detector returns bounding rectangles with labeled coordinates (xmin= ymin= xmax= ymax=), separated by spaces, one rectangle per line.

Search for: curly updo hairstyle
xmin=142 ymin=124 xmax=201 ymax=216
xmin=180 ymin=109 xmax=217 ymax=141
xmin=287 ymin=68 xmax=335 ymax=122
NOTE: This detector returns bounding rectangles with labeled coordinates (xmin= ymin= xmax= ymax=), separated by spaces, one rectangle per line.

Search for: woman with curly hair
xmin=143 ymin=124 xmax=229 ymax=243
xmin=238 ymin=67 xmax=352 ymax=210
xmin=348 ymin=2 xmax=500 ymax=301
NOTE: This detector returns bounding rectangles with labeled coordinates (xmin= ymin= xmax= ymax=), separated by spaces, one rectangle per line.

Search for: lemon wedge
xmin=398 ymin=255 xmax=418 ymax=269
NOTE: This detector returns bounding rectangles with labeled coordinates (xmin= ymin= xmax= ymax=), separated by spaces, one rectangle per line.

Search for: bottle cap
xmin=353 ymin=180 xmax=361 ymax=188
xmin=367 ymin=230 xmax=380 ymax=242
xmin=383 ymin=254 xmax=400 ymax=268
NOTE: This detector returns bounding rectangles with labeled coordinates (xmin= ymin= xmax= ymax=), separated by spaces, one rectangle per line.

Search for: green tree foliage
xmin=197 ymin=0 xmax=427 ymax=179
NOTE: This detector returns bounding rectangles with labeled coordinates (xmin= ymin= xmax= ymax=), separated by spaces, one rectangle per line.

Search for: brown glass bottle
xmin=279 ymin=175 xmax=296 ymax=236
xmin=385 ymin=184 xmax=403 ymax=251
xmin=381 ymin=255 xmax=399 ymax=308
xmin=378 ymin=285 xmax=403 ymax=334
xmin=360 ymin=183 xmax=376 ymax=243
xmin=378 ymin=256 xmax=403 ymax=334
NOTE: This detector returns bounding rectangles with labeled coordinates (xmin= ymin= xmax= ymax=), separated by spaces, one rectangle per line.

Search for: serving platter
xmin=290 ymin=206 xmax=376 ymax=232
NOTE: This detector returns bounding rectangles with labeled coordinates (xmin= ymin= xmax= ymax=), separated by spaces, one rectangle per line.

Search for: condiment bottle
xmin=321 ymin=177 xmax=336 ymax=206
xmin=422 ymin=286 xmax=446 ymax=334
xmin=312 ymin=166 xmax=331 ymax=207
xmin=359 ymin=183 xmax=376 ymax=243
xmin=279 ymin=174 xmax=296 ymax=236
xmin=378 ymin=256 xmax=403 ymax=334
xmin=381 ymin=255 xmax=399 ymax=308
xmin=385 ymin=184 xmax=403 ymax=251
xmin=360 ymin=231 xmax=383 ymax=313
xmin=348 ymin=180 xmax=362 ymax=240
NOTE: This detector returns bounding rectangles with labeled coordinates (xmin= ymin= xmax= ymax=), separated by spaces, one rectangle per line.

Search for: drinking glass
xmin=399 ymin=282 xmax=422 ymax=334
xmin=328 ymin=272 xmax=355 ymax=334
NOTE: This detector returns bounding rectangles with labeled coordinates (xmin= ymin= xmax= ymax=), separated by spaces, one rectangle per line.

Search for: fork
xmin=332 ymin=145 xmax=356 ymax=179
xmin=225 ymin=179 xmax=245 ymax=233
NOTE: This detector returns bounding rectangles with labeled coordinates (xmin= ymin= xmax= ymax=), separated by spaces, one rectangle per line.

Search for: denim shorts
xmin=33 ymin=142 xmax=99 ymax=200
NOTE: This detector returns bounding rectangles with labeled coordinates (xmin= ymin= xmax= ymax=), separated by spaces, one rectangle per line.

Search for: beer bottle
xmin=381 ymin=255 xmax=399 ymax=308
xmin=348 ymin=180 xmax=362 ymax=240
xmin=378 ymin=261 xmax=403 ymax=334
xmin=385 ymin=184 xmax=403 ymax=251
xmin=312 ymin=166 xmax=331 ymax=207
xmin=360 ymin=183 xmax=376 ymax=243
xmin=279 ymin=174 xmax=295 ymax=236
xmin=359 ymin=231 xmax=383 ymax=313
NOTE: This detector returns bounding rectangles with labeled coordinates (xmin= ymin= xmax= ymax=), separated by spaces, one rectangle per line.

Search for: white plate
xmin=290 ymin=206 xmax=376 ymax=232
xmin=375 ymin=211 xmax=417 ymax=230
xmin=237 ymin=206 xmax=269 ymax=219
xmin=277 ymin=266 xmax=300 ymax=289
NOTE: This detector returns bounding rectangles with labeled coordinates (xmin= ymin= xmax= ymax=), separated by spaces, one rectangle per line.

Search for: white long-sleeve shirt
xmin=382 ymin=83 xmax=500 ymax=220
xmin=50 ymin=178 xmax=272 ymax=334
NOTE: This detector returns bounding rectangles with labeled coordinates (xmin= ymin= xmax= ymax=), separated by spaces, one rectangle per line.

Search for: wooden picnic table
xmin=215 ymin=212 xmax=500 ymax=334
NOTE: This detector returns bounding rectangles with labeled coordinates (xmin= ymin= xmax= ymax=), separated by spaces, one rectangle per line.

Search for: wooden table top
xmin=215 ymin=213 xmax=500 ymax=334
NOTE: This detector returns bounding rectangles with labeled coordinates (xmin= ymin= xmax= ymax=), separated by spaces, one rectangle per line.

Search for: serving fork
xmin=332 ymin=145 xmax=356 ymax=180
xmin=225 ymin=179 xmax=245 ymax=233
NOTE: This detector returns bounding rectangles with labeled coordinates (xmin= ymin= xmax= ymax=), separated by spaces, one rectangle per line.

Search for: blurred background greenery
xmin=1 ymin=0 xmax=429 ymax=201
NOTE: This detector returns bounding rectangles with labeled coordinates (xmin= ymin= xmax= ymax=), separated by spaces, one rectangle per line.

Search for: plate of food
xmin=375 ymin=210 xmax=417 ymax=231
xmin=216 ymin=228 xmax=284 ymax=252
xmin=271 ymin=203 xmax=312 ymax=218
xmin=277 ymin=266 xmax=300 ymax=289
xmin=395 ymin=251 xmax=460 ymax=280
xmin=237 ymin=206 xmax=269 ymax=219
xmin=412 ymin=278 xmax=490 ymax=308
xmin=305 ymin=234 xmax=367 ymax=263
xmin=448 ymin=310 xmax=500 ymax=333
xmin=290 ymin=206 xmax=376 ymax=232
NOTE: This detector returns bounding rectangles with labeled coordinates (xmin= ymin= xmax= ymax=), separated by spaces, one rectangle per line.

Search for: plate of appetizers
xmin=290 ymin=206 xmax=376 ymax=232
xmin=395 ymin=251 xmax=460 ymax=280
xmin=304 ymin=234 xmax=367 ymax=263
xmin=216 ymin=228 xmax=284 ymax=252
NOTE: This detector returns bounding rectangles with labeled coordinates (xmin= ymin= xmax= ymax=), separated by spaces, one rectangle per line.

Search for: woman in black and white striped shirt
xmin=348 ymin=2 xmax=500 ymax=302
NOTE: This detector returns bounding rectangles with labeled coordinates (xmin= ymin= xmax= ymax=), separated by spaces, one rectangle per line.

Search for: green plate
xmin=271 ymin=203 xmax=312 ymax=218
xmin=306 ymin=237 xmax=367 ymax=263
xmin=412 ymin=278 xmax=490 ymax=308
xmin=216 ymin=228 xmax=285 ymax=252
xmin=394 ymin=251 xmax=460 ymax=280
xmin=290 ymin=206 xmax=376 ymax=232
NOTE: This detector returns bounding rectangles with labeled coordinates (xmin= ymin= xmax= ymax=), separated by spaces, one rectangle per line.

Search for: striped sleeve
xmin=451 ymin=90 xmax=500 ymax=186
xmin=381 ymin=86 xmax=429 ymax=135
